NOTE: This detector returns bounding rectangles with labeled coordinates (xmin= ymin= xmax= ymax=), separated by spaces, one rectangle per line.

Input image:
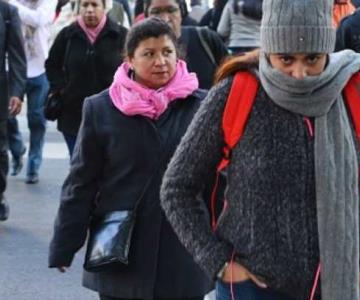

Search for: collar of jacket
xmin=65 ymin=17 xmax=124 ymax=40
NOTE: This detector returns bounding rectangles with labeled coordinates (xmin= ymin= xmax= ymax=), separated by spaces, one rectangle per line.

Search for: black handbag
xmin=83 ymin=171 xmax=156 ymax=272
xmin=44 ymin=93 xmax=62 ymax=121
xmin=83 ymin=210 xmax=136 ymax=272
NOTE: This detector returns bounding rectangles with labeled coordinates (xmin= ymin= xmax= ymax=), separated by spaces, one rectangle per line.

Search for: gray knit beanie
xmin=260 ymin=0 xmax=336 ymax=54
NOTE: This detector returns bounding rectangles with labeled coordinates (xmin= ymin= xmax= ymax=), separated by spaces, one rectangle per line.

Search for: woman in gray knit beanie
xmin=160 ymin=0 xmax=360 ymax=299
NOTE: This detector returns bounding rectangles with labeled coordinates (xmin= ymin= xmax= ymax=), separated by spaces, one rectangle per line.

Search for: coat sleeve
xmin=7 ymin=5 xmax=26 ymax=99
xmin=217 ymin=2 xmax=231 ymax=38
xmin=49 ymin=98 xmax=103 ymax=267
xmin=45 ymin=28 xmax=67 ymax=93
xmin=160 ymin=77 xmax=234 ymax=280
xmin=8 ymin=0 xmax=56 ymax=28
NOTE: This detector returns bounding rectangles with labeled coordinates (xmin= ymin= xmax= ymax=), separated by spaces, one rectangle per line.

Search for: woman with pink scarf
xmin=46 ymin=0 xmax=127 ymax=157
xmin=49 ymin=18 xmax=212 ymax=300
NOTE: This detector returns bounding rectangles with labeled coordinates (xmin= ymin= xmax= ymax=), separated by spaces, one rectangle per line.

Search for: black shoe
xmin=11 ymin=147 xmax=26 ymax=176
xmin=26 ymin=174 xmax=39 ymax=184
xmin=0 ymin=198 xmax=9 ymax=221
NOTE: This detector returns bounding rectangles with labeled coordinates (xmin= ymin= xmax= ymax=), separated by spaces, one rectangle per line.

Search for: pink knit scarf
xmin=109 ymin=60 xmax=199 ymax=119
xmin=77 ymin=14 xmax=107 ymax=44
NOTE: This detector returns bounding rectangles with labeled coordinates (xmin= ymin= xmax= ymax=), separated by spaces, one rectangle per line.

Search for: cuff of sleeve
xmin=48 ymin=250 xmax=75 ymax=268
xmin=197 ymin=241 xmax=233 ymax=280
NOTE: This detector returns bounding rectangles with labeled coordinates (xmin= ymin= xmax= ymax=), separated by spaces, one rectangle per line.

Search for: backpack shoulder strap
xmin=217 ymin=71 xmax=259 ymax=171
xmin=211 ymin=71 xmax=258 ymax=230
xmin=195 ymin=27 xmax=217 ymax=67
xmin=344 ymin=72 xmax=360 ymax=140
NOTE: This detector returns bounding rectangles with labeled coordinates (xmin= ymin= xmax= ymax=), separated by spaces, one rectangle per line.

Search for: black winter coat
xmin=336 ymin=8 xmax=360 ymax=52
xmin=48 ymin=90 xmax=212 ymax=299
xmin=45 ymin=19 xmax=127 ymax=135
xmin=180 ymin=26 xmax=228 ymax=89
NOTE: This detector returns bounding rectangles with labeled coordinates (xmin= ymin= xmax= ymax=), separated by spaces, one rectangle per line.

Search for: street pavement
xmin=0 ymin=114 xmax=98 ymax=300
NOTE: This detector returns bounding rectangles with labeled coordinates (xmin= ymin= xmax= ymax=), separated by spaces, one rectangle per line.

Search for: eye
xmin=144 ymin=51 xmax=153 ymax=57
xmin=306 ymin=54 xmax=321 ymax=64
xmin=164 ymin=49 xmax=174 ymax=56
xmin=149 ymin=8 xmax=161 ymax=15
xmin=279 ymin=55 xmax=294 ymax=65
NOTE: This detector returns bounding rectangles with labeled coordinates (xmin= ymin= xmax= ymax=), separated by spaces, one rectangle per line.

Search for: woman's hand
xmin=57 ymin=266 xmax=68 ymax=273
xmin=221 ymin=261 xmax=267 ymax=289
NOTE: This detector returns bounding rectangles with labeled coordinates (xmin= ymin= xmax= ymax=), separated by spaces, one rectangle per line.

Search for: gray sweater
xmin=217 ymin=1 xmax=260 ymax=48
xmin=160 ymin=77 xmax=321 ymax=300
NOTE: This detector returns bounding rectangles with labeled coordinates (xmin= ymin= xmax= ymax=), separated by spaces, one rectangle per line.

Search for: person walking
xmin=217 ymin=0 xmax=261 ymax=54
xmin=0 ymin=0 xmax=26 ymax=220
xmin=45 ymin=0 xmax=127 ymax=157
xmin=333 ymin=0 xmax=356 ymax=28
xmin=335 ymin=5 xmax=360 ymax=51
xmin=7 ymin=0 xmax=57 ymax=184
xmin=49 ymin=17 xmax=212 ymax=300
xmin=161 ymin=0 xmax=360 ymax=299
xmin=144 ymin=0 xmax=228 ymax=89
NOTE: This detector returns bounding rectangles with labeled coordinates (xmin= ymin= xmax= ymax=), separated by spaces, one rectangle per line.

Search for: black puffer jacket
xmin=45 ymin=19 xmax=127 ymax=135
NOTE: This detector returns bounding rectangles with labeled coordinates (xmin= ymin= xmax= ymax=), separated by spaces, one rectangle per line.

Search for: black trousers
xmin=0 ymin=120 xmax=9 ymax=196
xmin=99 ymin=296 xmax=203 ymax=300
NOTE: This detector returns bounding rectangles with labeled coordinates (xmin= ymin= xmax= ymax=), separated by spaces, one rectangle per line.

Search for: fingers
xmin=248 ymin=272 xmax=267 ymax=289
xmin=221 ymin=261 xmax=267 ymax=289
xmin=57 ymin=266 xmax=67 ymax=273
xmin=8 ymin=98 xmax=22 ymax=116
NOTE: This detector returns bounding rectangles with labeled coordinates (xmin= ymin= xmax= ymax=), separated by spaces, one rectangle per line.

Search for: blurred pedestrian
xmin=49 ymin=17 xmax=212 ymax=300
xmin=45 ymin=0 xmax=127 ymax=157
xmin=217 ymin=0 xmax=261 ymax=54
xmin=0 ymin=0 xmax=26 ymax=220
xmin=161 ymin=0 xmax=360 ymax=299
xmin=335 ymin=5 xmax=360 ymax=51
xmin=7 ymin=0 xmax=57 ymax=184
xmin=333 ymin=0 xmax=355 ymax=27
xmin=199 ymin=0 xmax=227 ymax=31
xmin=145 ymin=0 xmax=228 ymax=89
xmin=189 ymin=0 xmax=206 ymax=23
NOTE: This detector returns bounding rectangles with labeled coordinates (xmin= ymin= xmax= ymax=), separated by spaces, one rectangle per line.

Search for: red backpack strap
xmin=344 ymin=72 xmax=360 ymax=140
xmin=217 ymin=71 xmax=259 ymax=171
xmin=211 ymin=71 xmax=259 ymax=230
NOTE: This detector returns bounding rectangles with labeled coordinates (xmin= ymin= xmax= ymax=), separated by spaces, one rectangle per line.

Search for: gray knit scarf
xmin=259 ymin=50 xmax=360 ymax=300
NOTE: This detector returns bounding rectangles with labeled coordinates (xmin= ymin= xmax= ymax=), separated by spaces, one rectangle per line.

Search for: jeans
xmin=216 ymin=280 xmax=296 ymax=300
xmin=0 ymin=120 xmax=8 ymax=195
xmin=7 ymin=116 xmax=26 ymax=160
xmin=62 ymin=133 xmax=77 ymax=158
xmin=7 ymin=73 xmax=48 ymax=176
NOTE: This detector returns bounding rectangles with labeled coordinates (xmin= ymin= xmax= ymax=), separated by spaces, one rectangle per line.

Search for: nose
xmin=290 ymin=63 xmax=307 ymax=80
xmin=154 ymin=54 xmax=166 ymax=65
xmin=157 ymin=12 xmax=171 ymax=23
xmin=85 ymin=5 xmax=94 ymax=13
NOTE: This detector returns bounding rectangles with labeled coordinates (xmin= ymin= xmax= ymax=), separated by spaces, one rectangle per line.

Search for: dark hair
xmin=126 ymin=17 xmax=179 ymax=58
xmin=214 ymin=49 xmax=260 ymax=83
xmin=78 ymin=0 xmax=106 ymax=8
xmin=143 ymin=0 xmax=188 ymax=19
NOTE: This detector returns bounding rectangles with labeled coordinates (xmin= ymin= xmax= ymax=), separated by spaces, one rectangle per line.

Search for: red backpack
xmin=210 ymin=71 xmax=360 ymax=299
